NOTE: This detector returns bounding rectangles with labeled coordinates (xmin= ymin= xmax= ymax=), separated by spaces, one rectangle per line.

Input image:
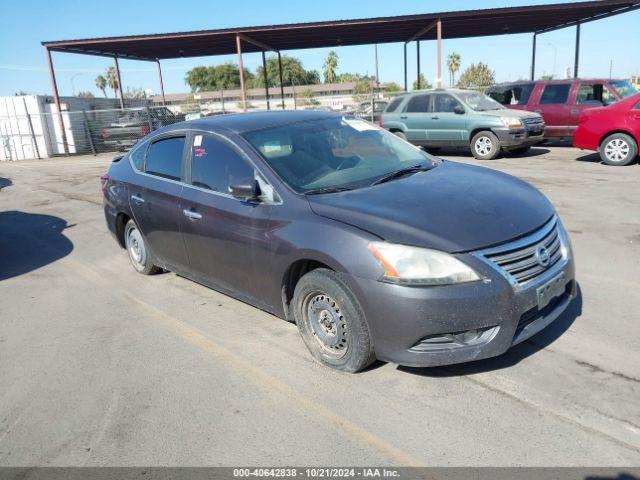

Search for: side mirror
xmin=229 ymin=179 xmax=262 ymax=202
xmin=454 ymin=105 xmax=465 ymax=115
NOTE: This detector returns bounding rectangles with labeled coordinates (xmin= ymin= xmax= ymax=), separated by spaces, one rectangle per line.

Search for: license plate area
xmin=537 ymin=272 xmax=567 ymax=310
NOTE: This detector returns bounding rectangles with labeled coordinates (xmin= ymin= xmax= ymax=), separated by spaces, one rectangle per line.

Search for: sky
xmin=1 ymin=0 xmax=639 ymax=98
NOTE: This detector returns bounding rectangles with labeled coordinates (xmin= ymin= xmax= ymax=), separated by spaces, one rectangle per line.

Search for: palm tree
xmin=447 ymin=52 xmax=462 ymax=87
xmin=323 ymin=50 xmax=339 ymax=84
xmin=105 ymin=67 xmax=120 ymax=99
xmin=95 ymin=75 xmax=107 ymax=97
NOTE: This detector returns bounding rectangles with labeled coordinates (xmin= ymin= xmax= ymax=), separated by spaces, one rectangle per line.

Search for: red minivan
xmin=487 ymin=79 xmax=638 ymax=139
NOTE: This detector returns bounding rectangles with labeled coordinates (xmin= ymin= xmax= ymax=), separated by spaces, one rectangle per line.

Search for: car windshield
xmin=242 ymin=116 xmax=439 ymax=193
xmin=610 ymin=80 xmax=638 ymax=99
xmin=457 ymin=91 xmax=505 ymax=111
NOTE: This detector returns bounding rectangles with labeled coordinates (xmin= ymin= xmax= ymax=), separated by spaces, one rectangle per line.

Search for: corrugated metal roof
xmin=42 ymin=1 xmax=640 ymax=61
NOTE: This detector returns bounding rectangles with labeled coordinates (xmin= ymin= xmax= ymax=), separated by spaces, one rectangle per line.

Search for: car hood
xmin=484 ymin=109 xmax=542 ymax=120
xmin=307 ymin=161 xmax=555 ymax=253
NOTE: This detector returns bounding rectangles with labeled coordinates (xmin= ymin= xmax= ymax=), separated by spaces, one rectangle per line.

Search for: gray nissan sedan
xmin=102 ymin=111 xmax=576 ymax=373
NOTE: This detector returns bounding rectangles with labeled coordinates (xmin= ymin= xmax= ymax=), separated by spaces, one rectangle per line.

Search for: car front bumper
xmin=345 ymin=230 xmax=576 ymax=368
xmin=494 ymin=126 xmax=545 ymax=149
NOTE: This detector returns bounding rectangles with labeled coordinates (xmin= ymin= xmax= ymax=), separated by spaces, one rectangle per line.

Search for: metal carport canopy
xmin=42 ymin=0 xmax=639 ymax=60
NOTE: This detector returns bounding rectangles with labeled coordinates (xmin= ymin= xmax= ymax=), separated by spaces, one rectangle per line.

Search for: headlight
xmin=500 ymin=116 xmax=523 ymax=129
xmin=368 ymin=242 xmax=481 ymax=286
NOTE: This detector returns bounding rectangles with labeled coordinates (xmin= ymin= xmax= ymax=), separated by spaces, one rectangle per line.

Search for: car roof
xmin=403 ymin=88 xmax=479 ymax=96
xmin=489 ymin=78 xmax=629 ymax=88
xmin=170 ymin=110 xmax=339 ymax=134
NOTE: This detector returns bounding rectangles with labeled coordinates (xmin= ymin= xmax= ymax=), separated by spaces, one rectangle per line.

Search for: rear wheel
xmin=124 ymin=220 xmax=159 ymax=275
xmin=392 ymin=131 xmax=407 ymax=141
xmin=471 ymin=131 xmax=500 ymax=160
xmin=293 ymin=269 xmax=375 ymax=373
xmin=599 ymin=133 xmax=638 ymax=166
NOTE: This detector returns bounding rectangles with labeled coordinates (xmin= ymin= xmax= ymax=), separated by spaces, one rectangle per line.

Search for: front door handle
xmin=400 ymin=115 xmax=408 ymax=119
xmin=131 ymin=194 xmax=144 ymax=204
xmin=183 ymin=209 xmax=202 ymax=220
xmin=571 ymin=109 xmax=580 ymax=115
xmin=431 ymin=116 xmax=440 ymax=120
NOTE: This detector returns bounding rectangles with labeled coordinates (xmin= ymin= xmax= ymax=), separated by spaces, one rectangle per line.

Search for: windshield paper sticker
xmin=342 ymin=117 xmax=377 ymax=132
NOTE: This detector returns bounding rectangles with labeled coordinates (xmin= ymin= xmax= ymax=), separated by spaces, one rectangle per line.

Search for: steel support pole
xmin=436 ymin=19 xmax=442 ymax=88
xmin=236 ymin=35 xmax=247 ymax=111
xmin=156 ymin=59 xmax=166 ymax=106
xmin=531 ymin=33 xmax=537 ymax=81
xmin=416 ymin=41 xmax=421 ymax=90
xmin=261 ymin=50 xmax=270 ymax=110
xmin=574 ymin=22 xmax=581 ymax=79
xmin=403 ymin=43 xmax=407 ymax=91
xmin=114 ymin=56 xmax=124 ymax=109
xmin=277 ymin=51 xmax=285 ymax=109
xmin=45 ymin=47 xmax=69 ymax=155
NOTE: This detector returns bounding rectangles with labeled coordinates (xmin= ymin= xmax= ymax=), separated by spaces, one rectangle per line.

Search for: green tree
xmin=185 ymin=63 xmax=255 ymax=92
xmin=95 ymin=75 xmax=107 ymax=97
xmin=255 ymin=55 xmax=320 ymax=87
xmin=105 ymin=67 xmax=120 ymax=98
xmin=323 ymin=50 xmax=339 ymax=84
xmin=336 ymin=72 xmax=374 ymax=83
xmin=297 ymin=88 xmax=320 ymax=106
xmin=447 ymin=52 xmax=462 ymax=87
xmin=412 ymin=74 xmax=432 ymax=91
xmin=352 ymin=78 xmax=375 ymax=103
xmin=539 ymin=74 xmax=555 ymax=81
xmin=456 ymin=62 xmax=495 ymax=89
xmin=77 ymin=91 xmax=94 ymax=98
xmin=382 ymin=82 xmax=402 ymax=93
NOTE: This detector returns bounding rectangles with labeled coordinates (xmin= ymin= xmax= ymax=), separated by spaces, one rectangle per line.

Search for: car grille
xmin=522 ymin=117 xmax=544 ymax=126
xmin=477 ymin=216 xmax=563 ymax=285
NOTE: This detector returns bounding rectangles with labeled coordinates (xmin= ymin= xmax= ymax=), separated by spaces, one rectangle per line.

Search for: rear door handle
xmin=400 ymin=115 xmax=408 ymax=119
xmin=183 ymin=209 xmax=202 ymax=220
xmin=571 ymin=109 xmax=580 ymax=115
xmin=431 ymin=116 xmax=440 ymax=120
xmin=131 ymin=194 xmax=144 ymax=204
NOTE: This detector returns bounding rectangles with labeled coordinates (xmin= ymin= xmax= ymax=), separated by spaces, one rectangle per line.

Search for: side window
xmin=635 ymin=101 xmax=640 ymax=110
xmin=405 ymin=94 xmax=431 ymax=113
xmin=190 ymin=134 xmax=254 ymax=194
xmin=513 ymin=84 xmax=534 ymax=105
xmin=433 ymin=94 xmax=463 ymax=113
xmin=539 ymin=84 xmax=571 ymax=105
xmin=129 ymin=140 xmax=148 ymax=170
xmin=145 ymin=136 xmax=185 ymax=181
xmin=385 ymin=97 xmax=404 ymax=112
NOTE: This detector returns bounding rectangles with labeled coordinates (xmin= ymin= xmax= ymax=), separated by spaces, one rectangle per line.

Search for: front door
xmin=179 ymin=132 xmax=274 ymax=307
xmin=427 ymin=93 xmax=467 ymax=143
xmin=129 ymin=134 xmax=189 ymax=270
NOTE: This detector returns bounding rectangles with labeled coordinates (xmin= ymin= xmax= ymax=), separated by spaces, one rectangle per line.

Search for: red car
xmin=573 ymin=93 xmax=640 ymax=166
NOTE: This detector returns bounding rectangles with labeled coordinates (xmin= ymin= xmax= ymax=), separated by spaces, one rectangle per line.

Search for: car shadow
xmin=0 ymin=211 xmax=74 ymax=281
xmin=394 ymin=284 xmax=583 ymax=377
xmin=0 ymin=177 xmax=12 ymax=191
xmin=575 ymin=151 xmax=603 ymax=163
xmin=433 ymin=146 xmax=550 ymax=159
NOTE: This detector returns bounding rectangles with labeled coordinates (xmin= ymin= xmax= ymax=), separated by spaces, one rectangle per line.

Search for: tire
xmin=599 ymin=133 xmax=638 ymax=166
xmin=124 ymin=219 xmax=159 ymax=275
xmin=392 ymin=131 xmax=407 ymax=141
xmin=293 ymin=268 xmax=375 ymax=373
xmin=470 ymin=131 xmax=501 ymax=160
xmin=508 ymin=146 xmax=531 ymax=155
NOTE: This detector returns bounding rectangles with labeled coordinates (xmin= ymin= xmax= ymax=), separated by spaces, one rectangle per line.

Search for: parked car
xmin=101 ymin=107 xmax=185 ymax=150
xmin=573 ymin=93 xmax=640 ymax=166
xmin=487 ymin=79 xmax=638 ymax=139
xmin=380 ymin=89 xmax=545 ymax=160
xmin=353 ymin=100 xmax=389 ymax=123
xmin=102 ymin=111 xmax=576 ymax=372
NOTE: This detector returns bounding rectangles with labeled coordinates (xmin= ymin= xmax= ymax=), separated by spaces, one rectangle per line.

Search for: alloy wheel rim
xmin=475 ymin=136 xmax=492 ymax=156
xmin=305 ymin=293 xmax=349 ymax=359
xmin=604 ymin=139 xmax=629 ymax=162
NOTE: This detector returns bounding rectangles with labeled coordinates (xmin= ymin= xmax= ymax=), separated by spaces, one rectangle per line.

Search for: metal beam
xmin=436 ymin=19 xmax=443 ymax=88
xmin=277 ymin=51 xmax=285 ymax=109
xmin=531 ymin=33 xmax=537 ymax=81
xmin=237 ymin=33 xmax=276 ymax=52
xmin=416 ymin=41 xmax=421 ymax=90
xmin=403 ymin=43 xmax=407 ymax=91
xmin=406 ymin=19 xmax=439 ymax=43
xmin=262 ymin=50 xmax=270 ymax=110
xmin=45 ymin=47 xmax=69 ymax=156
xmin=236 ymin=35 xmax=247 ymax=111
xmin=574 ymin=22 xmax=581 ymax=78
xmin=156 ymin=59 xmax=166 ymax=106
xmin=114 ymin=56 xmax=124 ymax=109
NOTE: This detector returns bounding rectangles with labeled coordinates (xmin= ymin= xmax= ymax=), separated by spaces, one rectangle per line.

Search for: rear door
xmin=532 ymin=83 xmax=573 ymax=138
xmin=427 ymin=93 xmax=467 ymax=143
xmin=399 ymin=94 xmax=432 ymax=144
xmin=129 ymin=134 xmax=189 ymax=270
xmin=179 ymin=132 xmax=275 ymax=307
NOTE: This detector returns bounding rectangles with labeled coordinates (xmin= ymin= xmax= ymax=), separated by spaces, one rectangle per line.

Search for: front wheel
xmin=471 ymin=131 xmax=501 ymax=160
xmin=293 ymin=269 xmax=375 ymax=373
xmin=392 ymin=131 xmax=407 ymax=141
xmin=124 ymin=220 xmax=159 ymax=275
xmin=599 ymin=133 xmax=638 ymax=166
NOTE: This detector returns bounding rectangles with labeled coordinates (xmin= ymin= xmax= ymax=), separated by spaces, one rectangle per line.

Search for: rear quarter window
xmin=145 ymin=136 xmax=185 ymax=181
xmin=385 ymin=96 xmax=404 ymax=113
xmin=129 ymin=140 xmax=149 ymax=171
